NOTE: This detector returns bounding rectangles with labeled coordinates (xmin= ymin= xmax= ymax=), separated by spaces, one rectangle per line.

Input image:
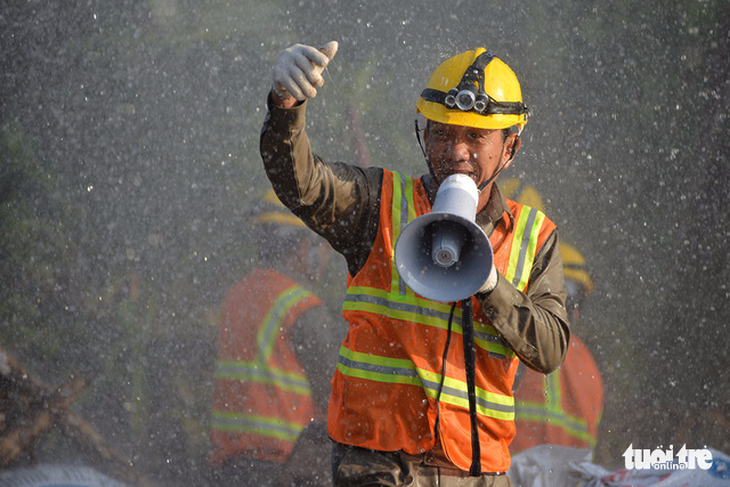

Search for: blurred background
xmin=1 ymin=0 xmax=728 ymax=484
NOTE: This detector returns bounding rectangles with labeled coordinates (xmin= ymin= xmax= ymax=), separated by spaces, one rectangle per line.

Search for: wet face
xmin=424 ymin=121 xmax=519 ymax=211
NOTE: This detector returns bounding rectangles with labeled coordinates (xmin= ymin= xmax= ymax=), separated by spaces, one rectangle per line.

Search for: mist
xmin=1 ymin=1 xmax=728 ymax=485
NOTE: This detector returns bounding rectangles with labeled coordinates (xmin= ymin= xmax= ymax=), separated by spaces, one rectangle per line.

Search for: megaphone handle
xmin=461 ymin=298 xmax=482 ymax=476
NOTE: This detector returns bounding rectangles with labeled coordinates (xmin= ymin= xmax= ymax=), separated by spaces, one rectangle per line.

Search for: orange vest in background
xmin=210 ymin=268 xmax=322 ymax=465
xmin=328 ymin=170 xmax=557 ymax=473
xmin=511 ymin=336 xmax=604 ymax=453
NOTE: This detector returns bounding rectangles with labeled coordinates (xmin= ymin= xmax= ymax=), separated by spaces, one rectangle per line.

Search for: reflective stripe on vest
xmin=341 ymin=171 xmax=548 ymax=421
xmin=212 ymin=285 xmax=313 ymax=440
xmin=211 ymin=411 xmax=303 ymax=443
xmin=214 ymin=360 xmax=310 ymax=395
xmin=337 ymin=345 xmax=515 ymax=421
xmin=506 ymin=205 xmax=545 ymax=290
xmin=257 ymin=287 xmax=313 ymax=362
xmin=343 ymin=286 xmax=515 ymax=360
xmin=515 ymin=371 xmax=595 ymax=445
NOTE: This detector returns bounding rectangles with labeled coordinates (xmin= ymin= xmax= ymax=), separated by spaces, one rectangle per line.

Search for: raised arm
xmin=260 ymin=42 xmax=383 ymax=275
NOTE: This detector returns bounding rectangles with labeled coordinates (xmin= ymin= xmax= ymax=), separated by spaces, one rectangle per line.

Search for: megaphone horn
xmin=394 ymin=174 xmax=493 ymax=303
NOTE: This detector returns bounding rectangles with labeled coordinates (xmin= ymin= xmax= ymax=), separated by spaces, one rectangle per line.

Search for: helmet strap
xmin=477 ymin=134 xmax=520 ymax=192
xmin=415 ymin=118 xmax=438 ymax=181
xmin=414 ymin=118 xmax=427 ymax=158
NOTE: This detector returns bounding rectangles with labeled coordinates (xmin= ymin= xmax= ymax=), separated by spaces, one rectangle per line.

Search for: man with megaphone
xmin=260 ymin=42 xmax=570 ymax=486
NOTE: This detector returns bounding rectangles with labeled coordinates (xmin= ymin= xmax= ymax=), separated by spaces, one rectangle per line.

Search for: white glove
xmin=272 ymin=41 xmax=339 ymax=101
xmin=478 ymin=263 xmax=499 ymax=295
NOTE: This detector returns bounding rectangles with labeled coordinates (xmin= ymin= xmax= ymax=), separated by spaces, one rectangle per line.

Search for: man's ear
xmin=502 ymin=134 xmax=521 ymax=170
xmin=509 ymin=134 xmax=522 ymax=154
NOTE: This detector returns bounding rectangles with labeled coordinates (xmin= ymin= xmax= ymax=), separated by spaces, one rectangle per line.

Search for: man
xmin=209 ymin=189 xmax=342 ymax=486
xmin=260 ymin=42 xmax=570 ymax=486
xmin=499 ymin=180 xmax=604 ymax=455
xmin=511 ymin=242 xmax=604 ymax=454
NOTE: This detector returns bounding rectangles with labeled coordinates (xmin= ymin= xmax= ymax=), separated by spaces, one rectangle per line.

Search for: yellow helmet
xmin=560 ymin=242 xmax=593 ymax=296
xmin=416 ymin=48 xmax=528 ymax=131
xmin=500 ymin=178 xmax=546 ymax=213
xmin=254 ymin=189 xmax=307 ymax=228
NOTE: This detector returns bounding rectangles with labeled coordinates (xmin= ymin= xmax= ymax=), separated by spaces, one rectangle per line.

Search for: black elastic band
xmin=477 ymin=134 xmax=520 ymax=192
xmin=461 ymin=297 xmax=481 ymax=476
xmin=455 ymin=51 xmax=494 ymax=92
xmin=420 ymin=88 xmax=528 ymax=116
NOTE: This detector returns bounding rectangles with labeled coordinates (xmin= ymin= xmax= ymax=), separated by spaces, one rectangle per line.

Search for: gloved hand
xmin=478 ymin=263 xmax=499 ymax=295
xmin=272 ymin=41 xmax=338 ymax=101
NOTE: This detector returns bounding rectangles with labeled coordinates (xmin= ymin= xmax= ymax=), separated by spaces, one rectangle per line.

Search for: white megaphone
xmin=394 ymin=174 xmax=493 ymax=303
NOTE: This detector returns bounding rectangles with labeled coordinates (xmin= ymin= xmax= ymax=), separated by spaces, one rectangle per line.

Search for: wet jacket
xmin=259 ymin=96 xmax=570 ymax=473
xmin=511 ymin=336 xmax=604 ymax=453
xmin=210 ymin=268 xmax=323 ymax=465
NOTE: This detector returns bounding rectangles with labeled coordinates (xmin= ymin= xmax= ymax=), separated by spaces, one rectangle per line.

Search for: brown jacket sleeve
xmin=259 ymin=94 xmax=382 ymax=275
xmin=260 ymin=93 xmax=569 ymax=375
xmin=476 ymin=230 xmax=570 ymax=374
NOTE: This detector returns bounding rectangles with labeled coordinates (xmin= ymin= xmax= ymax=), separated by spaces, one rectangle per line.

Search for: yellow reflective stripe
xmin=515 ymin=401 xmax=594 ymax=445
xmin=417 ymin=368 xmax=515 ymax=421
xmin=390 ymin=172 xmax=417 ymax=297
xmin=337 ymin=346 xmax=422 ymax=386
xmin=215 ymin=360 xmax=311 ymax=396
xmin=348 ymin=285 xmax=453 ymax=314
xmin=545 ymin=371 xmax=562 ymax=414
xmin=390 ymin=172 xmax=404 ymax=294
xmin=515 ymin=371 xmax=595 ymax=445
xmin=226 ymin=284 xmax=316 ymax=397
xmin=401 ymin=176 xmax=416 ymax=299
xmin=337 ymin=346 xmax=515 ymax=420
xmin=210 ymin=410 xmax=302 ymax=442
xmin=515 ymin=210 xmax=545 ymax=291
xmin=504 ymin=206 xmax=545 ymax=292
xmin=257 ymin=286 xmax=312 ymax=361
xmin=344 ymin=285 xmax=516 ymax=358
xmin=505 ymin=207 xmax=532 ymax=290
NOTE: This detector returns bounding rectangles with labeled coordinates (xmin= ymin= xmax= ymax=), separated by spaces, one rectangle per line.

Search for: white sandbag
xmin=508 ymin=444 xmax=730 ymax=487
xmin=508 ymin=445 xmax=604 ymax=487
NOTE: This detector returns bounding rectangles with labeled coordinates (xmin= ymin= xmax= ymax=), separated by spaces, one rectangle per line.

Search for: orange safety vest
xmin=328 ymin=170 xmax=557 ymax=473
xmin=511 ymin=336 xmax=604 ymax=453
xmin=210 ymin=268 xmax=323 ymax=465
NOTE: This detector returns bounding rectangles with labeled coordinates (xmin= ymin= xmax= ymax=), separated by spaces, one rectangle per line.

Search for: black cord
xmin=461 ymin=297 xmax=482 ymax=476
xmin=433 ymin=302 xmax=457 ymax=436
xmin=433 ymin=300 xmax=481 ymax=476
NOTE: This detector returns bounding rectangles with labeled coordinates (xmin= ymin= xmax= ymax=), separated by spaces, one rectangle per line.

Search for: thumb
xmin=318 ymin=40 xmax=338 ymax=61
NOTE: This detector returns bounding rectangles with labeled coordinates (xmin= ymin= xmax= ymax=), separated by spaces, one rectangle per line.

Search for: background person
xmin=209 ymin=189 xmax=343 ymax=486
xmin=500 ymin=180 xmax=604 ymax=455
xmin=260 ymin=41 xmax=570 ymax=486
xmin=511 ymin=244 xmax=604 ymax=453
